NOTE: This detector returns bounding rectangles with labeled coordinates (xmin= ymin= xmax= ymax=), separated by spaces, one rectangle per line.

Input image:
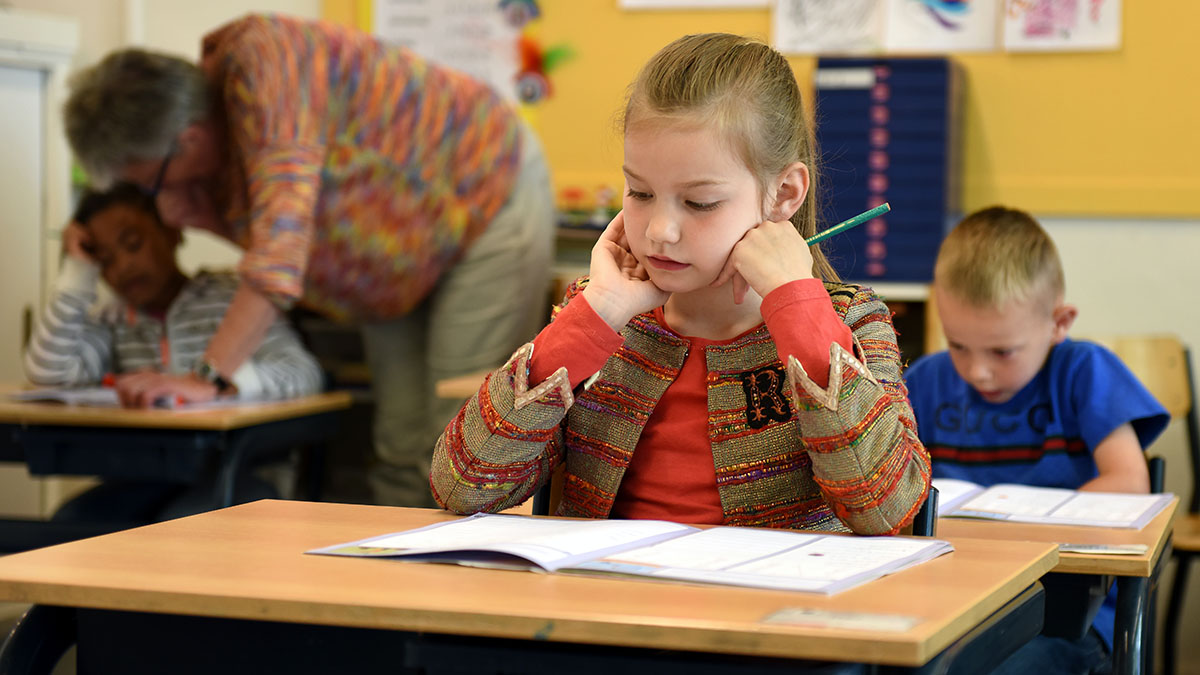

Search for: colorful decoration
xmin=501 ymin=0 xmax=574 ymax=104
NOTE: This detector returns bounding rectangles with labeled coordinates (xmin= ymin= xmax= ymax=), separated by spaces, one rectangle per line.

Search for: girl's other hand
xmin=62 ymin=221 xmax=95 ymax=264
xmin=582 ymin=211 xmax=670 ymax=332
xmin=712 ymin=219 xmax=814 ymax=304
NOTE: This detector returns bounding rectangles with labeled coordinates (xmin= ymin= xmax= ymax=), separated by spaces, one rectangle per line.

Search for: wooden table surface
xmin=937 ymin=496 xmax=1178 ymax=577
xmin=0 ymin=500 xmax=1057 ymax=666
xmin=0 ymin=390 xmax=353 ymax=431
xmin=434 ymin=370 xmax=491 ymax=399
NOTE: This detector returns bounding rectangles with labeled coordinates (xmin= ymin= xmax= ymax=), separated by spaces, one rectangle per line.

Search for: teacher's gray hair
xmin=64 ymin=49 xmax=208 ymax=188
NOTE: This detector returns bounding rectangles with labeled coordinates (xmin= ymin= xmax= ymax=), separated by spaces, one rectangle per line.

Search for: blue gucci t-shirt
xmin=904 ymin=337 xmax=1169 ymax=648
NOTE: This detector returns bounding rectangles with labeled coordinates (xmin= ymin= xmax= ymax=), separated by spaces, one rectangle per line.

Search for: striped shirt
xmin=200 ymin=14 xmax=522 ymax=321
xmin=24 ymin=258 xmax=323 ymax=399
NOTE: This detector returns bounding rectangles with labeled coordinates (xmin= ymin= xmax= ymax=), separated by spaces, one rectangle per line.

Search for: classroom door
xmin=0 ymin=64 xmax=44 ymax=383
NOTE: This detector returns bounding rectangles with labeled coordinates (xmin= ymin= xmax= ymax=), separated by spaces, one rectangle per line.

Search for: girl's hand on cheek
xmin=711 ymin=219 xmax=814 ymax=304
xmin=582 ymin=211 xmax=670 ymax=332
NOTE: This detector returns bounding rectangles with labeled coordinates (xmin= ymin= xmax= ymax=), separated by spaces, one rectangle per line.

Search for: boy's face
xmin=935 ymin=285 xmax=1075 ymax=404
xmin=621 ymin=123 xmax=765 ymax=294
xmin=86 ymin=203 xmax=183 ymax=312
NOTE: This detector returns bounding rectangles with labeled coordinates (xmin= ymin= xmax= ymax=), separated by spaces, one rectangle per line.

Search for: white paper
xmin=328 ymin=514 xmax=694 ymax=570
xmin=773 ymin=0 xmax=886 ymax=55
xmin=577 ymin=527 xmax=952 ymax=594
xmin=373 ymin=0 xmax=520 ymax=100
xmin=1002 ymin=0 xmax=1121 ymax=51
xmin=9 ymin=387 xmax=119 ymax=406
xmin=314 ymin=514 xmax=954 ymax=594
xmin=932 ymin=478 xmax=985 ymax=515
xmin=1050 ymin=492 xmax=1167 ymax=526
xmin=959 ymin=484 xmax=1074 ymax=517
xmin=945 ymin=483 xmax=1174 ymax=529
xmin=883 ymin=0 xmax=999 ymax=52
xmin=729 ymin=534 xmax=942 ymax=580
xmin=599 ymin=527 xmax=820 ymax=570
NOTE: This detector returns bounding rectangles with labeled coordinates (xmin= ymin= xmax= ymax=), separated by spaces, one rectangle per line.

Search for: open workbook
xmin=8 ymin=387 xmax=121 ymax=406
xmin=308 ymin=513 xmax=954 ymax=595
xmin=934 ymin=478 xmax=1174 ymax=529
xmin=8 ymin=387 xmax=269 ymax=410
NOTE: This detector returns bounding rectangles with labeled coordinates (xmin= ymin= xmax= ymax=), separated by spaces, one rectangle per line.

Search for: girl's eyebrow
xmin=622 ymin=166 xmax=727 ymax=189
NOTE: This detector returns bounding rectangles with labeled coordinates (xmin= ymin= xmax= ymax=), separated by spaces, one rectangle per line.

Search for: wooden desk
xmin=0 ymin=500 xmax=1058 ymax=673
xmin=0 ymin=389 xmax=352 ymax=431
xmin=938 ymin=498 xmax=1179 ymax=675
xmin=435 ymin=370 xmax=491 ymax=399
xmin=0 ymin=392 xmax=352 ymax=551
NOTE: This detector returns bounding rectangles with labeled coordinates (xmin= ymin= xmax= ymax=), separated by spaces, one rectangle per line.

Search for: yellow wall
xmin=325 ymin=0 xmax=1199 ymax=218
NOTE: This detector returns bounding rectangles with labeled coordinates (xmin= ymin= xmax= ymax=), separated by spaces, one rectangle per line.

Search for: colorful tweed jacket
xmin=431 ymin=280 xmax=931 ymax=535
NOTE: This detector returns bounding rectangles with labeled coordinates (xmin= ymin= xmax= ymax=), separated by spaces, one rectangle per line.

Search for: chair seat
xmin=1174 ymin=513 xmax=1200 ymax=552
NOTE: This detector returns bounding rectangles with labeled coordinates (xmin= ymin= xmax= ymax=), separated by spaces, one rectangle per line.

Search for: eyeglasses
xmin=145 ymin=141 xmax=177 ymax=198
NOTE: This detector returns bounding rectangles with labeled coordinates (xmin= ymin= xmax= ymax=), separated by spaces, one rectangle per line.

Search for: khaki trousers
xmin=363 ymin=127 xmax=554 ymax=507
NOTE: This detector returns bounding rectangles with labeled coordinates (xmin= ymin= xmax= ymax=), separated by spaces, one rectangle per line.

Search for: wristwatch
xmin=193 ymin=358 xmax=234 ymax=394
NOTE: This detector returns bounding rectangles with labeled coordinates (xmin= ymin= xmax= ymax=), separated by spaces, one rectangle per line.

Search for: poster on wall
xmin=1002 ymin=0 xmax=1121 ymax=51
xmin=773 ymin=0 xmax=885 ymax=54
xmin=373 ymin=0 xmax=520 ymax=100
xmin=620 ymin=0 xmax=767 ymax=7
xmin=884 ymin=0 xmax=999 ymax=52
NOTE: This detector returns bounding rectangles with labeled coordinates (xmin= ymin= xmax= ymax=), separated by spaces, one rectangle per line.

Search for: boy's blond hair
xmin=934 ymin=206 xmax=1064 ymax=311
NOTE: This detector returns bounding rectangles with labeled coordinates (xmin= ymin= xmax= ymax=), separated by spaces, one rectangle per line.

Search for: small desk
xmin=938 ymin=498 xmax=1179 ymax=675
xmin=0 ymin=392 xmax=352 ymax=550
xmin=435 ymin=369 xmax=491 ymax=399
xmin=0 ymin=500 xmax=1058 ymax=673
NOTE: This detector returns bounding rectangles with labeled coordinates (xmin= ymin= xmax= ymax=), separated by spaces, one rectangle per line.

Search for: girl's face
xmin=622 ymin=123 xmax=765 ymax=294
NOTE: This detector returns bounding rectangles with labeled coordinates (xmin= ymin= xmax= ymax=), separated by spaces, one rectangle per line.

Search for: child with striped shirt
xmin=25 ymin=183 xmax=322 ymax=402
xmin=24 ymin=182 xmax=323 ymax=521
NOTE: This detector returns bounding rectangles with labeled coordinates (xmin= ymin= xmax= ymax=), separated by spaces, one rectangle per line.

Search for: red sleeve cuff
xmin=530 ymin=294 xmax=625 ymax=388
xmin=761 ymin=279 xmax=854 ymax=388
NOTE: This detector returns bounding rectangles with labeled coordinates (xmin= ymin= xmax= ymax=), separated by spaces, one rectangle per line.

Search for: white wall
xmin=1042 ymin=214 xmax=1200 ymax=675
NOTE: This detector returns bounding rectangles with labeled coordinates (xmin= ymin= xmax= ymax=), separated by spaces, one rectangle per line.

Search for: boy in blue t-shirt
xmin=905 ymin=206 xmax=1168 ymax=675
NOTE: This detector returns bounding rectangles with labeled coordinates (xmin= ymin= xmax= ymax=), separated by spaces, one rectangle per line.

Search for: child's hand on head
xmin=582 ymin=211 xmax=670 ymax=332
xmin=62 ymin=221 xmax=96 ymax=264
xmin=712 ymin=219 xmax=814 ymax=305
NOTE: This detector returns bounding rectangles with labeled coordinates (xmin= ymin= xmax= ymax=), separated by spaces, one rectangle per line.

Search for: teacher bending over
xmin=63 ymin=14 xmax=555 ymax=508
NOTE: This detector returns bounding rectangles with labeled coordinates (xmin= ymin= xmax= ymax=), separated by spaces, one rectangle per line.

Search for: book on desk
xmin=8 ymin=387 xmax=283 ymax=410
xmin=309 ymin=512 xmax=954 ymax=595
xmin=934 ymin=478 xmax=1174 ymax=529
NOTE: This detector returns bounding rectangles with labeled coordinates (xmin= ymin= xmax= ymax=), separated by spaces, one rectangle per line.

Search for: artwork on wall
xmin=771 ymin=0 xmax=1118 ymax=54
xmin=884 ymin=0 xmax=999 ymax=52
xmin=373 ymin=0 xmax=570 ymax=104
xmin=1002 ymin=0 xmax=1121 ymax=51
xmin=619 ymin=0 xmax=768 ymax=8
xmin=773 ymin=0 xmax=885 ymax=54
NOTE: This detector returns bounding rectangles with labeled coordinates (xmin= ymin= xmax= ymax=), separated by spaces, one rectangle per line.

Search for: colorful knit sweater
xmin=201 ymin=14 xmax=522 ymax=321
xmin=432 ymin=279 xmax=931 ymax=535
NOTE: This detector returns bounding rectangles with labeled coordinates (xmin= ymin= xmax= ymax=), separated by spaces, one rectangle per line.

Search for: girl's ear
xmin=767 ymin=162 xmax=810 ymax=222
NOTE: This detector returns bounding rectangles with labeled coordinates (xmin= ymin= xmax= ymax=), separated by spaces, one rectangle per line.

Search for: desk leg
xmin=213 ymin=411 xmax=347 ymax=508
xmin=1113 ymin=575 xmax=1148 ymax=675
xmin=1142 ymin=536 xmax=1171 ymax=675
xmin=0 ymin=605 xmax=76 ymax=674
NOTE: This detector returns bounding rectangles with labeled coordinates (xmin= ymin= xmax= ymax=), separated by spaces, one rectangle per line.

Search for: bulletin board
xmin=322 ymin=1 xmax=1200 ymax=218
